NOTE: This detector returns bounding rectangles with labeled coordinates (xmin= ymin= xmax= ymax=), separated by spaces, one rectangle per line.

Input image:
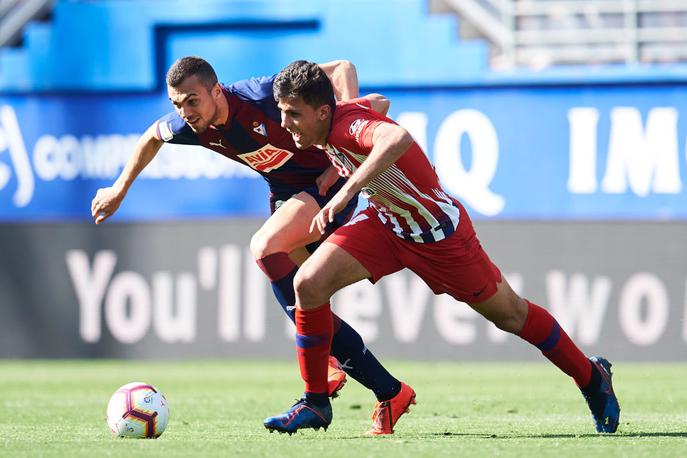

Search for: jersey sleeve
xmin=338 ymin=106 xmax=384 ymax=152
xmin=154 ymin=111 xmax=199 ymax=145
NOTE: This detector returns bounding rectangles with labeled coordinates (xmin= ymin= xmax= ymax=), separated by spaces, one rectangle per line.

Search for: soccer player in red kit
xmin=263 ymin=60 xmax=620 ymax=435
xmin=90 ymin=57 xmax=410 ymax=435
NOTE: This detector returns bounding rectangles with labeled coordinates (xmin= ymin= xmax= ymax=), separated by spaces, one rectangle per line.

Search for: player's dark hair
xmin=166 ymin=56 xmax=218 ymax=91
xmin=273 ymin=60 xmax=335 ymax=110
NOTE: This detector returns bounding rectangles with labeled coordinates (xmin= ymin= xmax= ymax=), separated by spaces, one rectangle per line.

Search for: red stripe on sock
xmin=519 ymin=300 xmax=592 ymax=387
xmin=256 ymin=252 xmax=296 ymax=281
xmin=296 ymin=304 xmax=333 ymax=394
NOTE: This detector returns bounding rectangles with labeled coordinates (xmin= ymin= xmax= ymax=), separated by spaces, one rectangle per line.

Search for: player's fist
xmin=91 ymin=186 xmax=124 ymax=225
xmin=310 ymin=190 xmax=352 ymax=234
xmin=316 ymin=165 xmax=340 ymax=196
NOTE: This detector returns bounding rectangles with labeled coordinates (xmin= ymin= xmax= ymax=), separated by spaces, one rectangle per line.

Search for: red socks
xmin=518 ymin=300 xmax=592 ymax=388
xmin=295 ymin=304 xmax=333 ymax=395
xmin=255 ymin=252 xmax=295 ymax=281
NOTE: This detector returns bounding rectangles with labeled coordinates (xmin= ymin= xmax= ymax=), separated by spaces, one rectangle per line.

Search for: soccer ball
xmin=106 ymin=382 xmax=169 ymax=438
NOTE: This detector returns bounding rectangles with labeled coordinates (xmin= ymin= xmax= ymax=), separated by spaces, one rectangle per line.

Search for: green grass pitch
xmin=0 ymin=360 xmax=685 ymax=457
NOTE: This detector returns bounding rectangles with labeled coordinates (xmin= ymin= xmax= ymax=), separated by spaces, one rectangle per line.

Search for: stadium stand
xmin=432 ymin=0 xmax=687 ymax=69
xmin=0 ymin=0 xmax=490 ymax=91
xmin=4 ymin=0 xmax=687 ymax=92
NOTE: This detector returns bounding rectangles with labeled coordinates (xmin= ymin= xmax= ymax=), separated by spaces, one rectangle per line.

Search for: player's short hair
xmin=273 ymin=60 xmax=335 ymax=110
xmin=166 ymin=56 xmax=218 ymax=91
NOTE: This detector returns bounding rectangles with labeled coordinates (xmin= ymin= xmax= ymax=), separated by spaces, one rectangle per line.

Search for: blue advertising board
xmin=1 ymin=82 xmax=686 ymax=221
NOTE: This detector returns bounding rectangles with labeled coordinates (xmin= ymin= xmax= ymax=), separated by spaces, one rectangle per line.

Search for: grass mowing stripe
xmin=0 ymin=360 xmax=685 ymax=457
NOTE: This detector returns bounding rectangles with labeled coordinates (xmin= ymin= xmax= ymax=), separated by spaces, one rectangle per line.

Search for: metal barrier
xmin=441 ymin=0 xmax=687 ymax=68
xmin=0 ymin=0 xmax=52 ymax=47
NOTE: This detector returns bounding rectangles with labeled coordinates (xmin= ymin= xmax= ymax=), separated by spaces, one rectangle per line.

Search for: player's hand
xmin=91 ymin=186 xmax=124 ymax=225
xmin=310 ymin=191 xmax=350 ymax=234
xmin=315 ymin=165 xmax=340 ymax=196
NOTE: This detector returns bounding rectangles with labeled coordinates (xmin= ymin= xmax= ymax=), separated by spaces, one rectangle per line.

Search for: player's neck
xmin=313 ymin=115 xmax=333 ymax=148
xmin=211 ymin=92 xmax=230 ymax=128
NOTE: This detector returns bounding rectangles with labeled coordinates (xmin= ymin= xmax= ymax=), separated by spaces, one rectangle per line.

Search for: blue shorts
xmin=270 ymin=177 xmax=359 ymax=253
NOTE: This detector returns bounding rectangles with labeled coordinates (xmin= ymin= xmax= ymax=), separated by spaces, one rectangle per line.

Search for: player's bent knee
xmin=250 ymin=229 xmax=278 ymax=259
xmin=293 ymin=268 xmax=328 ymax=307
xmin=493 ymin=296 xmax=528 ymax=334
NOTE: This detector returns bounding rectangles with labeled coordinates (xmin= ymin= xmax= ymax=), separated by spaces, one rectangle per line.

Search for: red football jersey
xmin=325 ymin=99 xmax=460 ymax=243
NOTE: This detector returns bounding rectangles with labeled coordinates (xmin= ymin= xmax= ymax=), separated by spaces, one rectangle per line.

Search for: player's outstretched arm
xmin=319 ymin=60 xmax=359 ymax=101
xmin=341 ymin=122 xmax=412 ymax=195
xmin=311 ymin=122 xmax=413 ymax=234
xmin=90 ymin=122 xmax=163 ymax=224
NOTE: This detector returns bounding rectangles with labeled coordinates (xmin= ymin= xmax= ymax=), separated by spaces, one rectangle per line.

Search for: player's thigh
xmin=325 ymin=210 xmax=404 ymax=284
xmin=296 ymin=210 xmax=403 ymax=304
xmin=251 ymin=191 xmax=322 ymax=257
xmin=468 ymin=277 xmax=528 ymax=333
xmin=399 ymin=232 xmax=499 ymax=300
xmin=295 ymin=240 xmax=372 ymax=306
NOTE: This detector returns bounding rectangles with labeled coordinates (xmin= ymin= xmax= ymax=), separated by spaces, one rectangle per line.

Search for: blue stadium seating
xmin=0 ymin=0 xmax=490 ymax=92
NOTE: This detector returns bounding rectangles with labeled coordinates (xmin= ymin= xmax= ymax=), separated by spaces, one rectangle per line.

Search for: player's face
xmin=277 ymin=96 xmax=330 ymax=149
xmin=168 ymin=75 xmax=221 ymax=133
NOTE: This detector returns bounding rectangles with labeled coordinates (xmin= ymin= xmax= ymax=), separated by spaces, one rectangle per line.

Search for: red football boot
xmin=366 ymin=382 xmax=416 ymax=435
xmin=327 ymin=356 xmax=347 ymax=398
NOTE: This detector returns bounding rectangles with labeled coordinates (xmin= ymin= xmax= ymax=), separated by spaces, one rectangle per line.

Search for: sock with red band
xmin=296 ymin=304 xmax=333 ymax=399
xmin=257 ymin=252 xmax=401 ymax=401
xmin=518 ymin=300 xmax=593 ymax=388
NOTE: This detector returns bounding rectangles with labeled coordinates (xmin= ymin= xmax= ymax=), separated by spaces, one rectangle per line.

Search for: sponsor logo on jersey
xmin=237 ymin=143 xmax=293 ymax=172
xmin=158 ymin=121 xmax=173 ymax=141
xmin=349 ymin=118 xmax=369 ymax=143
xmin=252 ymin=122 xmax=267 ymax=137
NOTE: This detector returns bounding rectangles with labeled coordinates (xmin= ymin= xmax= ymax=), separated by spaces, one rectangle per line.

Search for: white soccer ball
xmin=106 ymin=382 xmax=169 ymax=438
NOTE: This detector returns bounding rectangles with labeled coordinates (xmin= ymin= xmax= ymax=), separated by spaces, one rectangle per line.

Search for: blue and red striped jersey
xmin=155 ymin=75 xmax=332 ymax=199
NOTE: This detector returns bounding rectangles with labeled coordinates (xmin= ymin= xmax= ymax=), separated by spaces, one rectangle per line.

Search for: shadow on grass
xmin=427 ymin=431 xmax=687 ymax=439
xmin=258 ymin=431 xmax=687 ymax=441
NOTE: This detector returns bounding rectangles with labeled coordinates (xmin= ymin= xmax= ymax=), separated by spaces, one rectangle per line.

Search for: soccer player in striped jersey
xmin=90 ymin=57 xmax=407 ymax=434
xmin=263 ymin=60 xmax=620 ymax=435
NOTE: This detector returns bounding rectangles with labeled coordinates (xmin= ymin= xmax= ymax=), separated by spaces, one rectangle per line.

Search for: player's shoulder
xmin=224 ymin=76 xmax=280 ymax=120
xmin=225 ymin=75 xmax=276 ymax=102
xmin=332 ymin=99 xmax=385 ymax=141
xmin=156 ymin=111 xmax=197 ymax=144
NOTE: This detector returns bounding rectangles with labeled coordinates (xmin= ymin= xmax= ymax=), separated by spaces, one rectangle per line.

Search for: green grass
xmin=0 ymin=360 xmax=685 ymax=457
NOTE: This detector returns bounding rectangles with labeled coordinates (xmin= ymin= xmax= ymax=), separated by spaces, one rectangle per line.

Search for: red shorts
xmin=326 ymin=204 xmax=502 ymax=303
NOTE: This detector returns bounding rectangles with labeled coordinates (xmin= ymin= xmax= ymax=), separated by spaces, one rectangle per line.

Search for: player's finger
xmin=309 ymin=218 xmax=318 ymax=234
xmin=91 ymin=197 xmax=99 ymax=216
xmin=328 ymin=208 xmax=335 ymax=224
xmin=91 ymin=200 xmax=101 ymax=218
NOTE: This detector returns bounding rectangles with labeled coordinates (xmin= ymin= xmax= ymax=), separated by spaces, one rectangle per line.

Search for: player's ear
xmin=318 ymin=104 xmax=331 ymax=121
